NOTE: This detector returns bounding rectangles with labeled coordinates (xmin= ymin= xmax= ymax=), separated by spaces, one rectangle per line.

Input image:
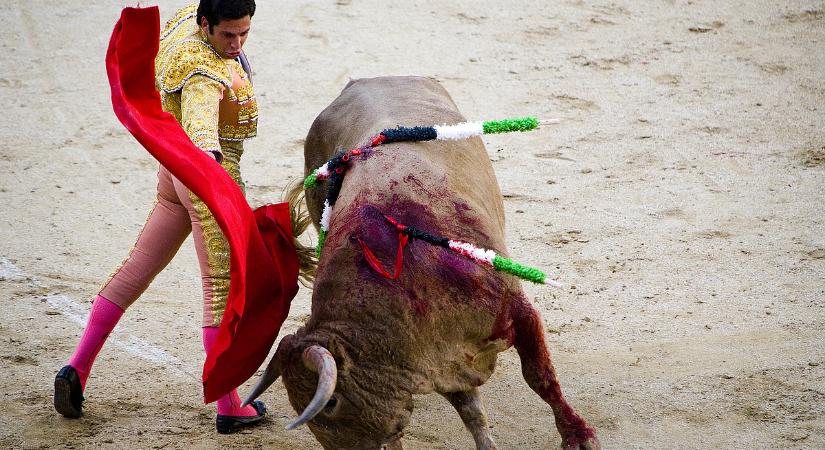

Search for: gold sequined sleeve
xmin=180 ymin=74 xmax=224 ymax=160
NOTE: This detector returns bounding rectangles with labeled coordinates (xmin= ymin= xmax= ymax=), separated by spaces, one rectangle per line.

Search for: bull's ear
xmin=327 ymin=335 xmax=352 ymax=374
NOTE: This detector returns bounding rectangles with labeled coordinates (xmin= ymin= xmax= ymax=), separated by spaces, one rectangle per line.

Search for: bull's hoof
xmin=216 ymin=400 xmax=267 ymax=434
xmin=562 ymin=435 xmax=600 ymax=450
xmin=54 ymin=365 xmax=84 ymax=418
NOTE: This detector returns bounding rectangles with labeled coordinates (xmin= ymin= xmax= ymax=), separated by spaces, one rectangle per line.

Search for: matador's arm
xmin=181 ymin=74 xmax=224 ymax=163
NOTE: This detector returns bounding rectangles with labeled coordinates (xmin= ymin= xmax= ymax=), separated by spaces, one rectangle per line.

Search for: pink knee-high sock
xmin=67 ymin=294 xmax=125 ymax=390
xmin=202 ymin=326 xmax=258 ymax=417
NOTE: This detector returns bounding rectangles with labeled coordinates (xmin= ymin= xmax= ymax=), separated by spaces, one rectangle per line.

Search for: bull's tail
xmin=285 ymin=180 xmax=318 ymax=286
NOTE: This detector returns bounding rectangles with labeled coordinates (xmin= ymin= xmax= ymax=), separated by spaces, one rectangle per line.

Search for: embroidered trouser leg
xmin=100 ymin=162 xmax=242 ymax=327
xmin=99 ymin=166 xmax=191 ymax=309
xmin=180 ymin=179 xmax=233 ymax=327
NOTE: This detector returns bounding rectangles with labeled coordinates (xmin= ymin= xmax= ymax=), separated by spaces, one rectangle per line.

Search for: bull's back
xmin=304 ymin=76 xmax=463 ymax=171
xmin=304 ymin=76 xmax=505 ymax=233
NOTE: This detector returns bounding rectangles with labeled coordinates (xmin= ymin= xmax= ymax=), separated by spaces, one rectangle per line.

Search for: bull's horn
xmin=285 ymin=345 xmax=338 ymax=430
xmin=242 ymin=349 xmax=283 ymax=408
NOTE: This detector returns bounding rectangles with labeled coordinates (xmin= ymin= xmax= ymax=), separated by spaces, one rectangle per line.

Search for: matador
xmin=54 ymin=1 xmax=267 ymax=434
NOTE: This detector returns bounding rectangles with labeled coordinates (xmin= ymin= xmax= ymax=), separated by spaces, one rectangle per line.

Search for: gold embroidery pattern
xmin=160 ymin=4 xmax=197 ymax=41
xmin=188 ymin=144 xmax=245 ymax=326
xmin=219 ymin=122 xmax=258 ymax=141
xmin=218 ymin=59 xmax=258 ymax=140
xmin=157 ymin=40 xmax=232 ymax=94
xmin=180 ymin=76 xmax=223 ymax=153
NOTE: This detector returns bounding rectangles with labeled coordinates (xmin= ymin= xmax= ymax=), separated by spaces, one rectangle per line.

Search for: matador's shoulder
xmin=156 ymin=40 xmax=232 ymax=93
xmin=155 ymin=4 xmax=231 ymax=93
xmin=160 ymin=3 xmax=198 ymax=41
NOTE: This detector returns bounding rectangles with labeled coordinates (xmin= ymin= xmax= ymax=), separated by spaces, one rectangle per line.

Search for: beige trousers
xmin=100 ymin=154 xmax=243 ymax=327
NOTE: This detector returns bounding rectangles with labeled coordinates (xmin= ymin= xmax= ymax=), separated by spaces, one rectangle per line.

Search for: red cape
xmin=106 ymin=6 xmax=299 ymax=403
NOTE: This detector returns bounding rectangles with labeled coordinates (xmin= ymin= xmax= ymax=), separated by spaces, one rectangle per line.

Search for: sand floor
xmin=0 ymin=0 xmax=823 ymax=448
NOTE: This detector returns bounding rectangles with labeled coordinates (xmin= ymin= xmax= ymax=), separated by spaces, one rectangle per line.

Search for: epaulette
xmin=156 ymin=39 xmax=231 ymax=93
xmin=160 ymin=4 xmax=197 ymax=41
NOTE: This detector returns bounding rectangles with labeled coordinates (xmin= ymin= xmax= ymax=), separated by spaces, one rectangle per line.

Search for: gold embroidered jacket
xmin=154 ymin=4 xmax=257 ymax=159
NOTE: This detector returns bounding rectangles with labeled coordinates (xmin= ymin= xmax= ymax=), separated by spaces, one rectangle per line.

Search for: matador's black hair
xmin=197 ymin=0 xmax=256 ymax=31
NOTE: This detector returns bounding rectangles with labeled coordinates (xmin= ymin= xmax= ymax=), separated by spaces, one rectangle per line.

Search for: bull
xmin=246 ymin=76 xmax=599 ymax=450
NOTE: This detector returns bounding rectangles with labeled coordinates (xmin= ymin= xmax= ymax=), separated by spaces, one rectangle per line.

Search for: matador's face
xmin=200 ymin=15 xmax=251 ymax=60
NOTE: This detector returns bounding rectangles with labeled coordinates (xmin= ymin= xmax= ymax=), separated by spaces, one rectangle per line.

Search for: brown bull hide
xmin=253 ymin=76 xmax=599 ymax=450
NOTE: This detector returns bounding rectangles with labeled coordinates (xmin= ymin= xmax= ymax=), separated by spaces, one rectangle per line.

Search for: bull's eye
xmin=320 ymin=393 xmax=343 ymax=418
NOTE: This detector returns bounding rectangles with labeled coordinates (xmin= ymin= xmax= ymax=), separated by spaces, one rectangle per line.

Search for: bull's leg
xmin=511 ymin=300 xmax=600 ymax=450
xmin=382 ymin=435 xmax=403 ymax=450
xmin=441 ymin=389 xmax=497 ymax=450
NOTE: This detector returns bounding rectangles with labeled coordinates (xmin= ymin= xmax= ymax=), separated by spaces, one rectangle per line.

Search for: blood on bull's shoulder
xmin=246 ymin=76 xmax=600 ymax=450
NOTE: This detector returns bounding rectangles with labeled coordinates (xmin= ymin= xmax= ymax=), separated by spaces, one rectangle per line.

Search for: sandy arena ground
xmin=1 ymin=0 xmax=823 ymax=448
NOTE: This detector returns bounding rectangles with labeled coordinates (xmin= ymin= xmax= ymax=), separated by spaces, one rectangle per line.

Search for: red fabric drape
xmin=105 ymin=6 xmax=298 ymax=403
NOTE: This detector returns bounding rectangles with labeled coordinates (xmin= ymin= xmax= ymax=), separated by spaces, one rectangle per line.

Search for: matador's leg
xmin=172 ymin=166 xmax=260 ymax=422
xmin=57 ymin=166 xmax=191 ymax=418
xmin=441 ymin=389 xmax=497 ymax=450
xmin=99 ymin=166 xmax=192 ymax=308
xmin=174 ymin=175 xmax=232 ymax=327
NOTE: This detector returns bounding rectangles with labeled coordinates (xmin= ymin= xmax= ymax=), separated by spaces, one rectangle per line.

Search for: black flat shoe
xmin=54 ymin=365 xmax=84 ymax=418
xmin=216 ymin=400 xmax=267 ymax=434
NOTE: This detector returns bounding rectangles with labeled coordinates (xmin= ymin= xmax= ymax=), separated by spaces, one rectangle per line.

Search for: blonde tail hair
xmin=285 ymin=180 xmax=317 ymax=286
